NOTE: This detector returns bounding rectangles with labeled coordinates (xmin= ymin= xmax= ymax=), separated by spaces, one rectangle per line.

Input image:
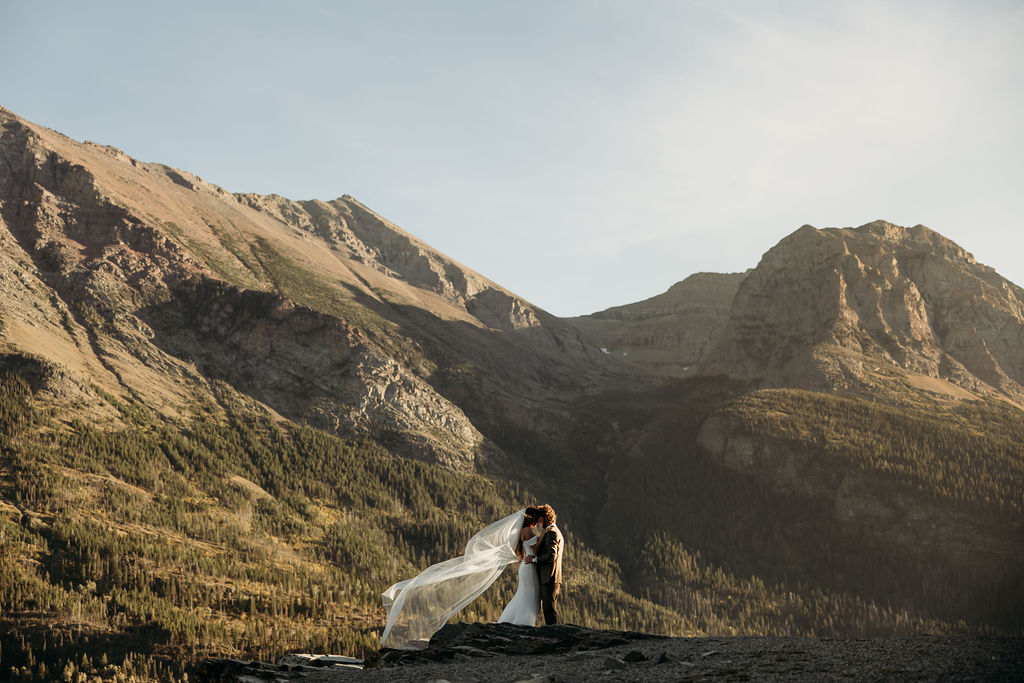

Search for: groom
xmin=525 ymin=503 xmax=563 ymax=624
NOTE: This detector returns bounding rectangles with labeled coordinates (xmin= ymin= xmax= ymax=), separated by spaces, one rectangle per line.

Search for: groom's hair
xmin=538 ymin=504 xmax=556 ymax=526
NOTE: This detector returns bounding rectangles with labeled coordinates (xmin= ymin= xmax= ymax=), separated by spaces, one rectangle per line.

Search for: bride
xmin=380 ymin=507 xmax=544 ymax=649
xmin=498 ymin=507 xmax=543 ymax=625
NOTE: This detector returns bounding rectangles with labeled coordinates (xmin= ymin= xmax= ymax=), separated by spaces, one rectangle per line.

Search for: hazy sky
xmin=3 ymin=1 xmax=1023 ymax=316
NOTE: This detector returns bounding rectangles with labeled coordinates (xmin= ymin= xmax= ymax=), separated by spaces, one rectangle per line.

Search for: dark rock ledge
xmin=199 ymin=624 xmax=1024 ymax=682
xmin=199 ymin=652 xmax=365 ymax=680
xmin=198 ymin=622 xmax=663 ymax=679
xmin=366 ymin=621 xmax=668 ymax=667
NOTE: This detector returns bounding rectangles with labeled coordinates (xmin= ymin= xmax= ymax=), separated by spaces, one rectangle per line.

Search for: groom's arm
xmin=534 ymin=531 xmax=561 ymax=564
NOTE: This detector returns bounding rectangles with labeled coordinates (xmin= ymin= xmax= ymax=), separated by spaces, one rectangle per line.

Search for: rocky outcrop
xmin=570 ymin=272 xmax=748 ymax=377
xmin=197 ymin=623 xmax=668 ymax=680
xmin=143 ymin=280 xmax=492 ymax=470
xmin=234 ymin=190 xmax=620 ymax=385
xmin=236 ymin=192 xmax=493 ymax=304
xmin=367 ymin=622 xmax=668 ymax=667
xmin=700 ymin=221 xmax=1024 ymax=400
xmin=199 ymin=653 xmax=363 ymax=680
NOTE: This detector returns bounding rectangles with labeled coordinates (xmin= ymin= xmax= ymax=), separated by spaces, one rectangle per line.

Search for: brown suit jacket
xmin=534 ymin=524 xmax=563 ymax=585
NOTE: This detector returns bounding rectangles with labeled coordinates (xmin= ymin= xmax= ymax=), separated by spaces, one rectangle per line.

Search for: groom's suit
xmin=534 ymin=524 xmax=563 ymax=625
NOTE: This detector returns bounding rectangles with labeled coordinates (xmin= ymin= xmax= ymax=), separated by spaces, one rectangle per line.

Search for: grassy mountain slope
xmin=1 ymin=366 xmax=975 ymax=681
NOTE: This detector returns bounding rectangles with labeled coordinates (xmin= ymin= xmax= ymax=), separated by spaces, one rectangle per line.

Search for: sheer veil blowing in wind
xmin=380 ymin=509 xmax=525 ymax=650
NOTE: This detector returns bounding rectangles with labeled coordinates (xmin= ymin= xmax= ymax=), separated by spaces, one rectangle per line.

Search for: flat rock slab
xmin=365 ymin=622 xmax=666 ymax=668
xmin=305 ymin=631 xmax=1024 ymax=682
xmin=279 ymin=654 xmax=365 ymax=668
xmin=199 ymin=654 xmax=364 ymax=681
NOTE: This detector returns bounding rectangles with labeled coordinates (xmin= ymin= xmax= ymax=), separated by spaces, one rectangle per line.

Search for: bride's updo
xmin=515 ymin=507 xmax=542 ymax=559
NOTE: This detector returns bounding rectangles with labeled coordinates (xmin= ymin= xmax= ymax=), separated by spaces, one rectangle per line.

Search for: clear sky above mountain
xmin=3 ymin=1 xmax=1022 ymax=316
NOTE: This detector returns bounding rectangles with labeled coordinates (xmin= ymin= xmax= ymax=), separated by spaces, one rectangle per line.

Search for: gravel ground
xmin=306 ymin=635 xmax=1024 ymax=682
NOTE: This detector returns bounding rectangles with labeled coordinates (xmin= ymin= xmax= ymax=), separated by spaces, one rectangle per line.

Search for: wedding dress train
xmin=498 ymin=535 xmax=540 ymax=625
xmin=381 ymin=509 xmax=524 ymax=650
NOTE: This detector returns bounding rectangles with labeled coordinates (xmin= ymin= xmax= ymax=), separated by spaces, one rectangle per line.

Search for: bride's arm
xmin=533 ymin=530 xmax=561 ymax=565
xmin=516 ymin=527 xmax=533 ymax=561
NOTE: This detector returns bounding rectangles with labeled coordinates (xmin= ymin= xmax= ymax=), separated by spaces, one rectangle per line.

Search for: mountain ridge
xmin=0 ymin=104 xmax=632 ymax=472
xmin=574 ymin=217 xmax=1024 ymax=406
xmin=569 ymin=271 xmax=749 ymax=377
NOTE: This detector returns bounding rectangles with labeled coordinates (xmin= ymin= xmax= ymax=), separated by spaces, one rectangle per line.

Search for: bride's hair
xmin=515 ymin=507 xmax=542 ymax=559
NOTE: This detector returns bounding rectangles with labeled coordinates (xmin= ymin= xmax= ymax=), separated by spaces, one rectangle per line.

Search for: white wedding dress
xmin=498 ymin=535 xmax=540 ymax=625
xmin=381 ymin=509 xmax=525 ymax=650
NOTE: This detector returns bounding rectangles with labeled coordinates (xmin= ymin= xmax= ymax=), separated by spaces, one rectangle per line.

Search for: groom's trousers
xmin=540 ymin=582 xmax=561 ymax=625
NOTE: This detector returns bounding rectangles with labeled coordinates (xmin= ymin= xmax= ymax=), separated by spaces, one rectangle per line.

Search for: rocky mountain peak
xmin=564 ymin=220 xmax=1019 ymax=392
xmin=702 ymin=221 xmax=1024 ymax=400
xmin=846 ymin=220 xmax=977 ymax=263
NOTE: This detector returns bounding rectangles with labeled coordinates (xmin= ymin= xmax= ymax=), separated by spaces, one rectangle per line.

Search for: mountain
xmin=0 ymin=104 xmax=632 ymax=474
xmin=584 ymin=222 xmax=1024 ymax=640
xmin=572 ymin=221 xmax=1024 ymax=403
xmin=1 ymin=106 xmax=1022 ymax=680
xmin=568 ymin=271 xmax=748 ymax=377
xmin=702 ymin=221 xmax=1024 ymax=401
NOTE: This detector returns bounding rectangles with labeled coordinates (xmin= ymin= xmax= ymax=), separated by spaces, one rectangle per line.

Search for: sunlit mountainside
xmin=1 ymin=106 xmax=1021 ymax=680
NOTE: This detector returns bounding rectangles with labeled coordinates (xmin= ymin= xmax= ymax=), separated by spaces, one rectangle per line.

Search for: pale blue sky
xmin=3 ymin=1 xmax=1022 ymax=316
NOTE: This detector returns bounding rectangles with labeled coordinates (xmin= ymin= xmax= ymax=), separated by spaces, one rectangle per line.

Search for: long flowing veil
xmin=380 ymin=508 xmax=525 ymax=649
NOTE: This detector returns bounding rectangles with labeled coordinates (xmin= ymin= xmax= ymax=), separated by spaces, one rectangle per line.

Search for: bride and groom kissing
xmin=499 ymin=504 xmax=563 ymax=627
xmin=380 ymin=504 xmax=565 ymax=649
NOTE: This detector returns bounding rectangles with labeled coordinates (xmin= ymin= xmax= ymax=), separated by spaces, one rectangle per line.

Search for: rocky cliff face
xmin=0 ymin=106 xmax=627 ymax=471
xmin=569 ymin=272 xmax=748 ymax=377
xmin=700 ymin=221 xmax=1024 ymax=401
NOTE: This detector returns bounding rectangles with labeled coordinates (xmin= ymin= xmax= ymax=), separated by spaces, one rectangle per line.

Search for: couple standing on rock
xmin=380 ymin=504 xmax=565 ymax=650
xmin=499 ymin=504 xmax=563 ymax=626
